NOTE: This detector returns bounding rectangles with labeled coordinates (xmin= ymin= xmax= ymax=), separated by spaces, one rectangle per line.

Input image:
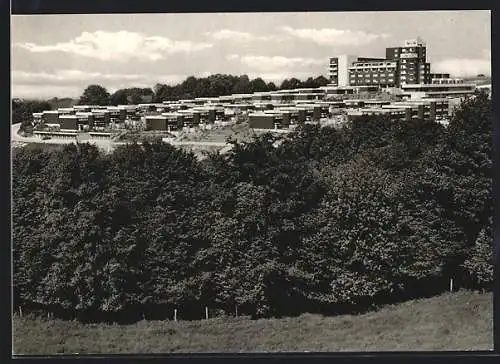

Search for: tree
xmin=249 ymin=78 xmax=268 ymax=93
xmin=12 ymin=99 xmax=52 ymax=135
xmin=78 ymin=85 xmax=111 ymax=106
xmin=47 ymin=97 xmax=77 ymax=109
xmin=110 ymin=89 xmax=129 ymax=106
xmin=232 ymin=75 xmax=251 ymax=94
xmin=280 ymin=78 xmax=302 ymax=90
xmin=312 ymin=75 xmax=329 ymax=88
xmin=12 ymin=90 xmax=493 ymax=321
xmin=266 ymin=82 xmax=278 ymax=91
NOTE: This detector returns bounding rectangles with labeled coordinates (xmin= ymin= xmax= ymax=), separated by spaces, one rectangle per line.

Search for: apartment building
xmin=347 ymin=98 xmax=449 ymax=122
xmin=400 ymin=83 xmax=476 ymax=99
xmin=329 ymin=55 xmax=386 ymax=86
xmin=348 ymin=60 xmax=399 ymax=87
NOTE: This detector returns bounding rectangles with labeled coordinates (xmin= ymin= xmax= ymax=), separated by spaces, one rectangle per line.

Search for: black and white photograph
xmin=11 ymin=9 xmax=493 ymax=354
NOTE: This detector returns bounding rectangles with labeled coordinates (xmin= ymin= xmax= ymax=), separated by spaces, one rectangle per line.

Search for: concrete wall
xmin=337 ymin=55 xmax=358 ymax=87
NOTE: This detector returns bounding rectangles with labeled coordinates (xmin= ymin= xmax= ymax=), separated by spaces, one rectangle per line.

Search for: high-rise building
xmin=385 ymin=37 xmax=431 ymax=85
xmin=329 ymin=37 xmax=436 ymax=88
xmin=329 ymin=55 xmax=358 ymax=86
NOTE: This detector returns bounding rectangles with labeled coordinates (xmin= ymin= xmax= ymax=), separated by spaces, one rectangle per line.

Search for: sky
xmin=11 ymin=10 xmax=491 ymax=99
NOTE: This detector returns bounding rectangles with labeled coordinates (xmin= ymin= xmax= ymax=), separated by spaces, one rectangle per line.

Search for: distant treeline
xmin=12 ymin=74 xmax=330 ymax=117
xmin=12 ymin=74 xmax=329 ymax=127
xmin=12 ymin=91 xmax=492 ymax=322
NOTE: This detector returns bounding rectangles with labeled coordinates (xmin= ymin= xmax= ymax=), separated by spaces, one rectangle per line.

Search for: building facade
xmin=329 ymin=37 xmax=433 ymax=88
xmin=329 ymin=55 xmax=387 ymax=87
xmin=385 ymin=37 xmax=431 ymax=85
xmin=329 ymin=55 xmax=358 ymax=86
xmin=348 ymin=60 xmax=399 ymax=87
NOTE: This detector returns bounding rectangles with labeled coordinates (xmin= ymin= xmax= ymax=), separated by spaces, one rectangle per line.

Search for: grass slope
xmin=12 ymin=291 xmax=492 ymax=355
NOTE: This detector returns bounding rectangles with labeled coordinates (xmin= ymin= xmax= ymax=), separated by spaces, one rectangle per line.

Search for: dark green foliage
xmin=110 ymin=88 xmax=154 ymax=105
xmin=461 ymin=216 xmax=494 ymax=289
xmin=78 ymin=85 xmax=111 ymax=106
xmin=152 ymin=74 xmax=329 ymax=102
xmin=12 ymin=92 xmax=493 ymax=321
xmin=12 ymin=99 xmax=52 ymax=133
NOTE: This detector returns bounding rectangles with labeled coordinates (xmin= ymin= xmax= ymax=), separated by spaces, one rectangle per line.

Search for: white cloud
xmin=278 ymin=26 xmax=390 ymax=46
xmin=12 ymin=84 xmax=84 ymax=99
xmin=482 ymin=48 xmax=491 ymax=60
xmin=11 ymin=69 xmax=220 ymax=99
xmin=204 ymin=29 xmax=281 ymax=42
xmin=226 ymin=54 xmax=240 ymax=61
xmin=432 ymin=58 xmax=491 ymax=77
xmin=227 ymin=54 xmax=324 ymax=71
xmin=14 ymin=30 xmax=213 ymax=62
xmin=12 ymin=70 xmax=145 ymax=86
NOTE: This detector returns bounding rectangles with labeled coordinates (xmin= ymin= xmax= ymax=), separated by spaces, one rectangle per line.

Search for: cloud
xmin=14 ymin=30 xmax=213 ymax=62
xmin=12 ymin=70 xmax=145 ymax=86
xmin=278 ymin=26 xmax=390 ymax=46
xmin=12 ymin=84 xmax=85 ymax=99
xmin=226 ymin=54 xmax=240 ymax=61
xmin=227 ymin=54 xmax=324 ymax=71
xmin=432 ymin=58 xmax=491 ymax=77
xmin=204 ymin=29 xmax=281 ymax=42
xmin=11 ymin=69 xmax=218 ymax=98
xmin=482 ymin=48 xmax=491 ymax=60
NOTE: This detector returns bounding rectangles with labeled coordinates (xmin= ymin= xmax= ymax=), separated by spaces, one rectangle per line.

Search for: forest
xmin=12 ymin=91 xmax=493 ymax=322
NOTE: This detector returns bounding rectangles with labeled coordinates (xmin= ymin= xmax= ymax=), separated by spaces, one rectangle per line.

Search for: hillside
xmin=12 ymin=290 xmax=493 ymax=355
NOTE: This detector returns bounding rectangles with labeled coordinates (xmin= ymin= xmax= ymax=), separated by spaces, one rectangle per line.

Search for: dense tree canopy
xmin=110 ymin=88 xmax=154 ymax=105
xmin=78 ymin=85 xmax=111 ymax=106
xmin=151 ymin=74 xmax=329 ymax=102
xmin=12 ymin=91 xmax=493 ymax=322
xmin=12 ymin=99 xmax=51 ymax=125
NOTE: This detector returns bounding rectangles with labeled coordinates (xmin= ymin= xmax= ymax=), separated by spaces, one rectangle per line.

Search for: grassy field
xmin=12 ymin=290 xmax=492 ymax=355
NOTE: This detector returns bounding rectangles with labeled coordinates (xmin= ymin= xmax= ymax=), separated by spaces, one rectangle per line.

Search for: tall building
xmin=329 ymin=55 xmax=358 ymax=86
xmin=385 ymin=37 xmax=431 ymax=85
xmin=329 ymin=37 xmax=436 ymax=88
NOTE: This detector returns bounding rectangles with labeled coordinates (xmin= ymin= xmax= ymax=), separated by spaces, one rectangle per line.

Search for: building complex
xmin=28 ymin=36 xmax=486 ymax=137
xmin=329 ymin=37 xmax=456 ymax=88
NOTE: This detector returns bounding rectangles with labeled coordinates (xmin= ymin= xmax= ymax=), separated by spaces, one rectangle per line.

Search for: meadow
xmin=13 ymin=291 xmax=493 ymax=354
